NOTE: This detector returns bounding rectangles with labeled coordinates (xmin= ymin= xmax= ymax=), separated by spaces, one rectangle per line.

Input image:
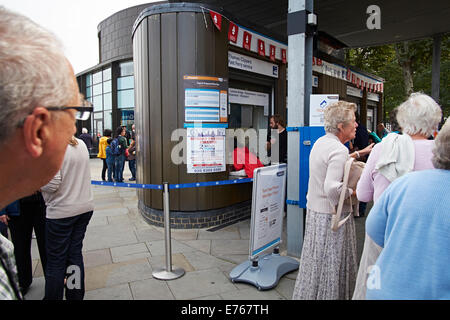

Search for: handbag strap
xmin=331 ymin=158 xmax=354 ymax=231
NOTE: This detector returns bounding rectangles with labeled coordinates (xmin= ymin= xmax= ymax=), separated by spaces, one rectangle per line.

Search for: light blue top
xmin=365 ymin=169 xmax=450 ymax=300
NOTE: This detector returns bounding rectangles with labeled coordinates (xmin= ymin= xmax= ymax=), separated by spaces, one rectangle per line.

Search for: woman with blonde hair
xmin=40 ymin=136 xmax=94 ymax=300
xmin=353 ymin=92 xmax=442 ymax=299
xmin=292 ymin=101 xmax=372 ymax=300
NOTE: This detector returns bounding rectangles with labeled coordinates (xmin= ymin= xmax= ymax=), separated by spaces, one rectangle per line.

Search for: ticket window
xmin=229 ymin=104 xmax=268 ymax=130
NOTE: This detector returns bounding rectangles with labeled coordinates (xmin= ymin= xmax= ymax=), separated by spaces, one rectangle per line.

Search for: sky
xmin=1 ymin=0 xmax=161 ymax=74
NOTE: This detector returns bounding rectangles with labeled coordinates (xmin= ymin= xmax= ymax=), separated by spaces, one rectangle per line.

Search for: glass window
xmin=86 ymin=74 xmax=92 ymax=87
xmin=103 ymin=80 xmax=112 ymax=93
xmin=119 ymin=61 xmax=134 ymax=77
xmin=93 ymin=71 xmax=102 ymax=84
xmin=103 ymin=68 xmax=111 ymax=81
xmin=118 ymin=89 xmax=134 ymax=109
xmin=117 ymin=76 xmax=134 ymax=90
xmin=86 ymin=86 xmax=92 ymax=99
xmin=93 ymin=95 xmax=103 ymax=112
xmin=104 ymin=111 xmax=113 ymax=131
xmin=93 ymin=83 xmax=102 ymax=96
xmin=94 ymin=112 xmax=103 ymax=120
xmin=103 ymin=92 xmax=112 ymax=110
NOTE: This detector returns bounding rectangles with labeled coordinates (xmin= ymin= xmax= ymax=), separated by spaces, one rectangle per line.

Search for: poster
xmin=249 ymin=164 xmax=287 ymax=259
xmin=187 ymin=127 xmax=226 ymax=174
xmin=309 ymin=94 xmax=339 ymax=127
xmin=184 ymin=75 xmax=228 ymax=123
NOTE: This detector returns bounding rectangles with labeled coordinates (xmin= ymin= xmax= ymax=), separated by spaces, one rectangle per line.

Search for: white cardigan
xmin=306 ymin=133 xmax=353 ymax=214
xmin=41 ymin=139 xmax=94 ymax=219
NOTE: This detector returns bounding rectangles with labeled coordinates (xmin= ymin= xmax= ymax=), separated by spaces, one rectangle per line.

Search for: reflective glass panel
xmin=103 ymin=92 xmax=112 ymax=110
xmin=93 ymin=95 xmax=102 ymax=112
xmin=117 ymin=76 xmax=134 ymax=90
xmin=93 ymin=83 xmax=102 ymax=96
xmin=103 ymin=80 xmax=112 ymax=93
xmin=118 ymin=89 xmax=134 ymax=109
xmin=93 ymin=71 xmax=102 ymax=84
xmin=119 ymin=61 xmax=134 ymax=77
xmin=103 ymin=68 xmax=111 ymax=81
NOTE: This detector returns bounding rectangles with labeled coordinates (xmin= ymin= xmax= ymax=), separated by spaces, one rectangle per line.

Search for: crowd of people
xmin=0 ymin=6 xmax=448 ymax=301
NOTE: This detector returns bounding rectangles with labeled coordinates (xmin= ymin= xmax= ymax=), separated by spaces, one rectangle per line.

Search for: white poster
xmin=250 ymin=164 xmax=287 ymax=259
xmin=228 ymin=51 xmax=279 ymax=78
xmin=187 ymin=128 xmax=226 ymax=174
xmin=309 ymin=94 xmax=339 ymax=127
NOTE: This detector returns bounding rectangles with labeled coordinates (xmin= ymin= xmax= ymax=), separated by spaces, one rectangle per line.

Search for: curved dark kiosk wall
xmin=132 ymin=3 xmax=252 ymax=229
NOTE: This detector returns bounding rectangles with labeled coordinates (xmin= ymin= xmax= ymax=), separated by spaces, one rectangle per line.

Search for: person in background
xmin=113 ymin=126 xmax=128 ymax=183
xmin=351 ymin=114 xmax=371 ymax=217
xmin=376 ymin=123 xmax=389 ymax=139
xmin=40 ymin=136 xmax=94 ymax=300
xmin=105 ymin=138 xmax=115 ymax=182
xmin=0 ymin=201 xmax=19 ymax=239
xmin=231 ymin=138 xmax=264 ymax=179
xmin=97 ymin=129 xmax=112 ymax=181
xmin=4 ymin=193 xmax=47 ymax=296
xmin=79 ymin=128 xmax=93 ymax=155
xmin=365 ymin=118 xmax=450 ymax=299
xmin=267 ymin=114 xmax=287 ymax=164
xmin=353 ymin=92 xmax=442 ymax=300
xmin=127 ymin=138 xmax=136 ymax=181
xmin=0 ymin=7 xmax=92 ymax=300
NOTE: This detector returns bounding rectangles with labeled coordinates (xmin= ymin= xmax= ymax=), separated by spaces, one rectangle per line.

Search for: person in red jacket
xmin=232 ymin=138 xmax=264 ymax=178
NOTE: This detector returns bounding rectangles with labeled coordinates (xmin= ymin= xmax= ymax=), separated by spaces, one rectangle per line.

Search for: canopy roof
xmin=170 ymin=0 xmax=450 ymax=47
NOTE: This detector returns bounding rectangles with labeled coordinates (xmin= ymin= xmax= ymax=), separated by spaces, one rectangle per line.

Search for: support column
xmin=286 ymin=0 xmax=314 ymax=258
xmin=431 ymin=34 xmax=441 ymax=105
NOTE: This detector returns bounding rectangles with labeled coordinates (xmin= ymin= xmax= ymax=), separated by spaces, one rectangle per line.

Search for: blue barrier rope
xmin=91 ymin=178 xmax=253 ymax=190
xmin=91 ymin=180 xmax=163 ymax=190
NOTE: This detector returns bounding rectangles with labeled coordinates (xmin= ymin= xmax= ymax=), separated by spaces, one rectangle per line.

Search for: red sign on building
xmin=228 ymin=22 xmax=238 ymax=43
xmin=243 ymin=31 xmax=252 ymax=51
xmin=257 ymin=39 xmax=265 ymax=57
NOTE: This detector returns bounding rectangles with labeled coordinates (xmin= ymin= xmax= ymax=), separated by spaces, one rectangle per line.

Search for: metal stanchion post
xmin=152 ymin=182 xmax=185 ymax=281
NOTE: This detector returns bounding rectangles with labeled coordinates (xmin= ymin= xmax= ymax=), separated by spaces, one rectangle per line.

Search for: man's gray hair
xmin=0 ymin=7 xmax=75 ymax=143
xmin=396 ymin=92 xmax=442 ymax=137
xmin=323 ymin=101 xmax=356 ymax=134
xmin=432 ymin=118 xmax=450 ymax=170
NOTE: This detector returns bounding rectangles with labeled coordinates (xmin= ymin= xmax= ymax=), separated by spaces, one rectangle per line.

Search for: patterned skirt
xmin=292 ymin=209 xmax=357 ymax=300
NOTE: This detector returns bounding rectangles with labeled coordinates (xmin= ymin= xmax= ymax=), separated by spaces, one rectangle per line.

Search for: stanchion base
xmin=152 ymin=267 xmax=185 ymax=281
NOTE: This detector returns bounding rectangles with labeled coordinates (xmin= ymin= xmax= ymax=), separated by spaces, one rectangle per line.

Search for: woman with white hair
xmin=364 ymin=118 xmax=450 ymax=299
xmin=292 ymin=101 xmax=373 ymax=300
xmin=353 ymin=92 xmax=442 ymax=299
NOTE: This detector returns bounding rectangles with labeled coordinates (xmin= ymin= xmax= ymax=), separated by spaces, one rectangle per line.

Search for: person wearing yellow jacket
xmin=97 ymin=129 xmax=112 ymax=181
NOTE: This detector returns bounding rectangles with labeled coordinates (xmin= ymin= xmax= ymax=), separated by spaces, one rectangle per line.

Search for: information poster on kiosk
xmin=309 ymin=94 xmax=339 ymax=127
xmin=184 ymin=75 xmax=228 ymax=123
xmin=187 ymin=127 xmax=226 ymax=174
xmin=249 ymin=164 xmax=287 ymax=259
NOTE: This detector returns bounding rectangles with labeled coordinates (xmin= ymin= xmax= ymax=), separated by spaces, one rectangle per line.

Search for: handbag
xmin=331 ymin=157 xmax=365 ymax=231
xmin=125 ymin=148 xmax=129 ymax=158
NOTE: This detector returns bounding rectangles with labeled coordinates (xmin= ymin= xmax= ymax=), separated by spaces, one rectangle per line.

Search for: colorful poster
xmin=187 ymin=127 xmax=226 ymax=174
xmin=184 ymin=75 xmax=228 ymax=123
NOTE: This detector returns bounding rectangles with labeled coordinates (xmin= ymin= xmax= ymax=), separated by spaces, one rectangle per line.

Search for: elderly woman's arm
xmin=324 ymin=148 xmax=353 ymax=207
xmin=356 ymin=143 xmax=381 ymax=202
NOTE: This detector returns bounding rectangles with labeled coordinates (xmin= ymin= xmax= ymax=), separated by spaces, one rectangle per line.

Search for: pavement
xmin=24 ymin=159 xmax=368 ymax=300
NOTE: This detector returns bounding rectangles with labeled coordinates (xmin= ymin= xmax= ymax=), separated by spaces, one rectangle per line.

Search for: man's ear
xmin=22 ymin=107 xmax=52 ymax=158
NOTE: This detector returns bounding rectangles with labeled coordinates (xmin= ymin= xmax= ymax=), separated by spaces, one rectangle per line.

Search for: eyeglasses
xmin=16 ymin=98 xmax=93 ymax=127
xmin=46 ymin=98 xmax=93 ymax=121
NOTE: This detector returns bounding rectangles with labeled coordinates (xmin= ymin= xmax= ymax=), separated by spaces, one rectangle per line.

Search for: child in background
xmin=105 ymin=138 xmax=115 ymax=182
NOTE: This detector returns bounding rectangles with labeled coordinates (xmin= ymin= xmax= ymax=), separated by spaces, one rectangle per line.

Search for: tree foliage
xmin=345 ymin=34 xmax=449 ymax=121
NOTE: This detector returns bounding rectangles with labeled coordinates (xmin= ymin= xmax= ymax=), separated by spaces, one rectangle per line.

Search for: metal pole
xmin=152 ymin=182 xmax=185 ymax=281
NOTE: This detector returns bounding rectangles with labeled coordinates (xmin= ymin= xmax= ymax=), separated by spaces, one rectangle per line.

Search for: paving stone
xmin=110 ymin=243 xmax=151 ymax=263
xmin=181 ymin=240 xmax=211 ymax=254
xmin=148 ymin=253 xmax=195 ymax=272
xmin=130 ymin=278 xmax=175 ymax=300
xmin=24 ymin=276 xmax=45 ymax=300
xmin=85 ymin=283 xmax=133 ymax=300
xmin=83 ymin=249 xmax=113 ymax=268
xmin=274 ymin=276 xmax=296 ymax=300
xmin=145 ymin=239 xmax=197 ymax=256
xmin=211 ymin=240 xmax=249 ymax=256
xmin=85 ymin=258 xmax=153 ymax=291
xmin=198 ymin=227 xmax=241 ymax=240
xmin=166 ymin=268 xmax=238 ymax=300
xmin=135 ymin=228 xmax=164 ymax=242
xmin=93 ymin=207 xmax=129 ymax=218
xmin=83 ymin=224 xmax=138 ymax=252
xmin=183 ymin=250 xmax=235 ymax=271
xmin=88 ymin=216 xmax=109 ymax=227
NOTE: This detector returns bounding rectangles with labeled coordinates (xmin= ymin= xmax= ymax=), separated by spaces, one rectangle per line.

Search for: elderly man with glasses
xmin=0 ymin=7 xmax=92 ymax=299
